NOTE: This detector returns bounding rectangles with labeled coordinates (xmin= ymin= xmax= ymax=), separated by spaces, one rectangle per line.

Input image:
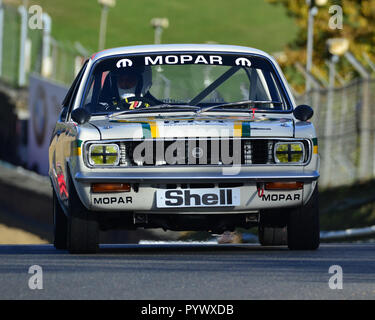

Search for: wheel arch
xmin=66 ymin=160 xmax=91 ymax=211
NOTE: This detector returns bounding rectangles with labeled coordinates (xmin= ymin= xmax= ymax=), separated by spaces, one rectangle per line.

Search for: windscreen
xmin=82 ymin=53 xmax=289 ymax=114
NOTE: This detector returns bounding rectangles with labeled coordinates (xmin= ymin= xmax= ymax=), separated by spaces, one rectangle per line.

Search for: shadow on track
xmin=98 ymin=243 xmax=290 ymax=255
xmin=0 ymin=243 xmax=290 ymax=255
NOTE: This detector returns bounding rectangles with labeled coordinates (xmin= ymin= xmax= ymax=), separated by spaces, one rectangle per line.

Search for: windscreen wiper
xmin=195 ymin=100 xmax=283 ymax=115
xmin=108 ymin=104 xmax=200 ymax=118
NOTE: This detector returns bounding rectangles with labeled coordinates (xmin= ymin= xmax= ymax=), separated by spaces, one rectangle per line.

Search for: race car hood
xmin=90 ymin=114 xmax=295 ymax=140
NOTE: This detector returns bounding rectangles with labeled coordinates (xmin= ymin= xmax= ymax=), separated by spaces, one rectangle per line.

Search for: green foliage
xmin=21 ymin=0 xmax=297 ymax=54
xmin=2 ymin=4 xmax=21 ymax=86
xmin=268 ymin=0 xmax=375 ymax=92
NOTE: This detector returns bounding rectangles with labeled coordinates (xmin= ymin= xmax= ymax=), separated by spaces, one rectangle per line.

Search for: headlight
xmin=88 ymin=144 xmax=119 ymax=166
xmin=274 ymin=142 xmax=305 ymax=164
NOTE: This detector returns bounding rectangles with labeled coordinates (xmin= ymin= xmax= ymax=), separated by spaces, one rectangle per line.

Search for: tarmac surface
xmin=0 ymin=243 xmax=374 ymax=300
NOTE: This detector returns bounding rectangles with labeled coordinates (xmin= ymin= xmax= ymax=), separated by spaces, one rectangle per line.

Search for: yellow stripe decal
xmin=313 ymin=146 xmax=318 ymax=154
xmin=149 ymin=121 xmax=159 ymax=138
xmin=75 ymin=140 xmax=83 ymax=156
xmin=234 ymin=121 xmax=242 ymax=137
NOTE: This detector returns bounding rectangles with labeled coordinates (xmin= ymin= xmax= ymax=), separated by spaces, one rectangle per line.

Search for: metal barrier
xmin=320 ymin=226 xmax=375 ymax=242
xmin=0 ymin=2 xmax=89 ymax=87
xmin=296 ymin=79 xmax=375 ymax=187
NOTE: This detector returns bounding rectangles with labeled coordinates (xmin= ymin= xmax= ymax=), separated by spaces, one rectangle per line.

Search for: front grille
xmin=249 ymin=140 xmax=274 ymax=164
xmin=112 ymin=138 xmax=308 ymax=166
xmin=86 ymin=139 xmax=309 ymax=167
xmin=123 ymin=139 xmax=245 ymax=166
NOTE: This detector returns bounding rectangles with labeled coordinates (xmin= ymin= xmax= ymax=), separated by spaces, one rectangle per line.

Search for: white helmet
xmin=113 ymin=65 xmax=152 ymax=100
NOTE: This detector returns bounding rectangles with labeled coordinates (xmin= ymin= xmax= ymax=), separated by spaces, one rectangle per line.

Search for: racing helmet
xmin=111 ymin=65 xmax=152 ymax=100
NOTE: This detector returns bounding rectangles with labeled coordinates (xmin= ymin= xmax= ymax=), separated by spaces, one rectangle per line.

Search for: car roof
xmin=90 ymin=44 xmax=274 ymax=62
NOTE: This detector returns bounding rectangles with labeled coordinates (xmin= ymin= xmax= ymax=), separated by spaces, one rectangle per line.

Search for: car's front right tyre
xmin=53 ymin=190 xmax=68 ymax=250
xmin=258 ymin=226 xmax=287 ymax=246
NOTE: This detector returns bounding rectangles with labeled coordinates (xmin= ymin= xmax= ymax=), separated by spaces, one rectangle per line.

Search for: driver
xmin=117 ymin=69 xmax=141 ymax=109
xmin=109 ymin=65 xmax=157 ymax=110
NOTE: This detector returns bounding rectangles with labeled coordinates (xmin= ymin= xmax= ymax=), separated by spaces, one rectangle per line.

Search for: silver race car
xmin=49 ymin=44 xmax=320 ymax=253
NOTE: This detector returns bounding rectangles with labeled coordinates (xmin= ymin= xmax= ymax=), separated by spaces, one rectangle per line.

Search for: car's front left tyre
xmin=66 ymin=171 xmax=99 ymax=254
xmin=287 ymin=184 xmax=320 ymax=250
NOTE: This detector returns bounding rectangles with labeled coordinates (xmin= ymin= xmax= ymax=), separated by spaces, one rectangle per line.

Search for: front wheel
xmin=258 ymin=226 xmax=287 ymax=246
xmin=66 ymin=171 xmax=99 ymax=254
xmin=53 ymin=191 xmax=68 ymax=250
xmin=287 ymin=185 xmax=320 ymax=250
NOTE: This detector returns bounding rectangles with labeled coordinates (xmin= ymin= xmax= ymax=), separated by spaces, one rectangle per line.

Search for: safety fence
xmin=0 ymin=2 xmax=89 ymax=87
xmin=296 ymin=79 xmax=375 ymax=187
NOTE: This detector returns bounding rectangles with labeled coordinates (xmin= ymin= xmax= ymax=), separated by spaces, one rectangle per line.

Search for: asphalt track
xmin=0 ymin=243 xmax=374 ymax=300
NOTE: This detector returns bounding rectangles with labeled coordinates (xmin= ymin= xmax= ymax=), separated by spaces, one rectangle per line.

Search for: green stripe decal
xmin=77 ymin=139 xmax=83 ymax=148
xmin=141 ymin=123 xmax=152 ymax=138
xmin=242 ymin=122 xmax=251 ymax=137
xmin=312 ymin=138 xmax=318 ymax=146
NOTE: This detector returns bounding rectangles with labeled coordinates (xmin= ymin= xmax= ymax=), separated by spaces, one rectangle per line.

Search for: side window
xmin=60 ymin=60 xmax=88 ymax=121
xmin=59 ymin=106 xmax=68 ymax=121
xmin=84 ymin=71 xmax=111 ymax=114
xmin=84 ymin=71 xmax=109 ymax=108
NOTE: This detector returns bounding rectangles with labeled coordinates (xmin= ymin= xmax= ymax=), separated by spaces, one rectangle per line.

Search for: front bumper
xmin=75 ymin=170 xmax=319 ymax=183
xmin=73 ymin=168 xmax=319 ymax=213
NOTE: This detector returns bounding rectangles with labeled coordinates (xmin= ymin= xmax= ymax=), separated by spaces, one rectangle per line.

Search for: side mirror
xmin=293 ymin=105 xmax=314 ymax=121
xmin=71 ymin=108 xmax=91 ymax=124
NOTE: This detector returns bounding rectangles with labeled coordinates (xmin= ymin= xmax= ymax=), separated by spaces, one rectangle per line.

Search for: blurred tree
xmin=268 ymin=0 xmax=375 ymax=92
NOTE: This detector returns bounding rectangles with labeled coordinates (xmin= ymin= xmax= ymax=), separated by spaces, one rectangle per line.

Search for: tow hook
xmin=257 ymin=183 xmax=265 ymax=198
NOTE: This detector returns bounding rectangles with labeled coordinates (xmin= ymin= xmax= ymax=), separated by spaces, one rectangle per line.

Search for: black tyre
xmin=53 ymin=190 xmax=68 ymax=250
xmin=66 ymin=171 xmax=99 ymax=254
xmin=258 ymin=226 xmax=287 ymax=246
xmin=287 ymin=185 xmax=320 ymax=250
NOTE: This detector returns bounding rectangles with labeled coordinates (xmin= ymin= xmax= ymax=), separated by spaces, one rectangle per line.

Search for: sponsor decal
xmin=157 ymin=188 xmax=240 ymax=208
xmin=144 ymin=55 xmax=223 ymax=66
xmin=93 ymin=196 xmax=133 ymax=205
xmin=261 ymin=193 xmax=301 ymax=202
xmin=55 ymin=163 xmax=68 ymax=199
xmin=116 ymin=58 xmax=133 ymax=68
xmin=235 ymin=57 xmax=252 ymax=67
xmin=57 ymin=172 xmax=68 ymax=198
xmin=116 ymin=55 xmax=257 ymax=68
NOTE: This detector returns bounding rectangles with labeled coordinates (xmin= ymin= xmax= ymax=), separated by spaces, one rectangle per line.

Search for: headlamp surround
xmin=274 ymin=142 xmax=305 ymax=164
xmin=88 ymin=143 xmax=120 ymax=166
